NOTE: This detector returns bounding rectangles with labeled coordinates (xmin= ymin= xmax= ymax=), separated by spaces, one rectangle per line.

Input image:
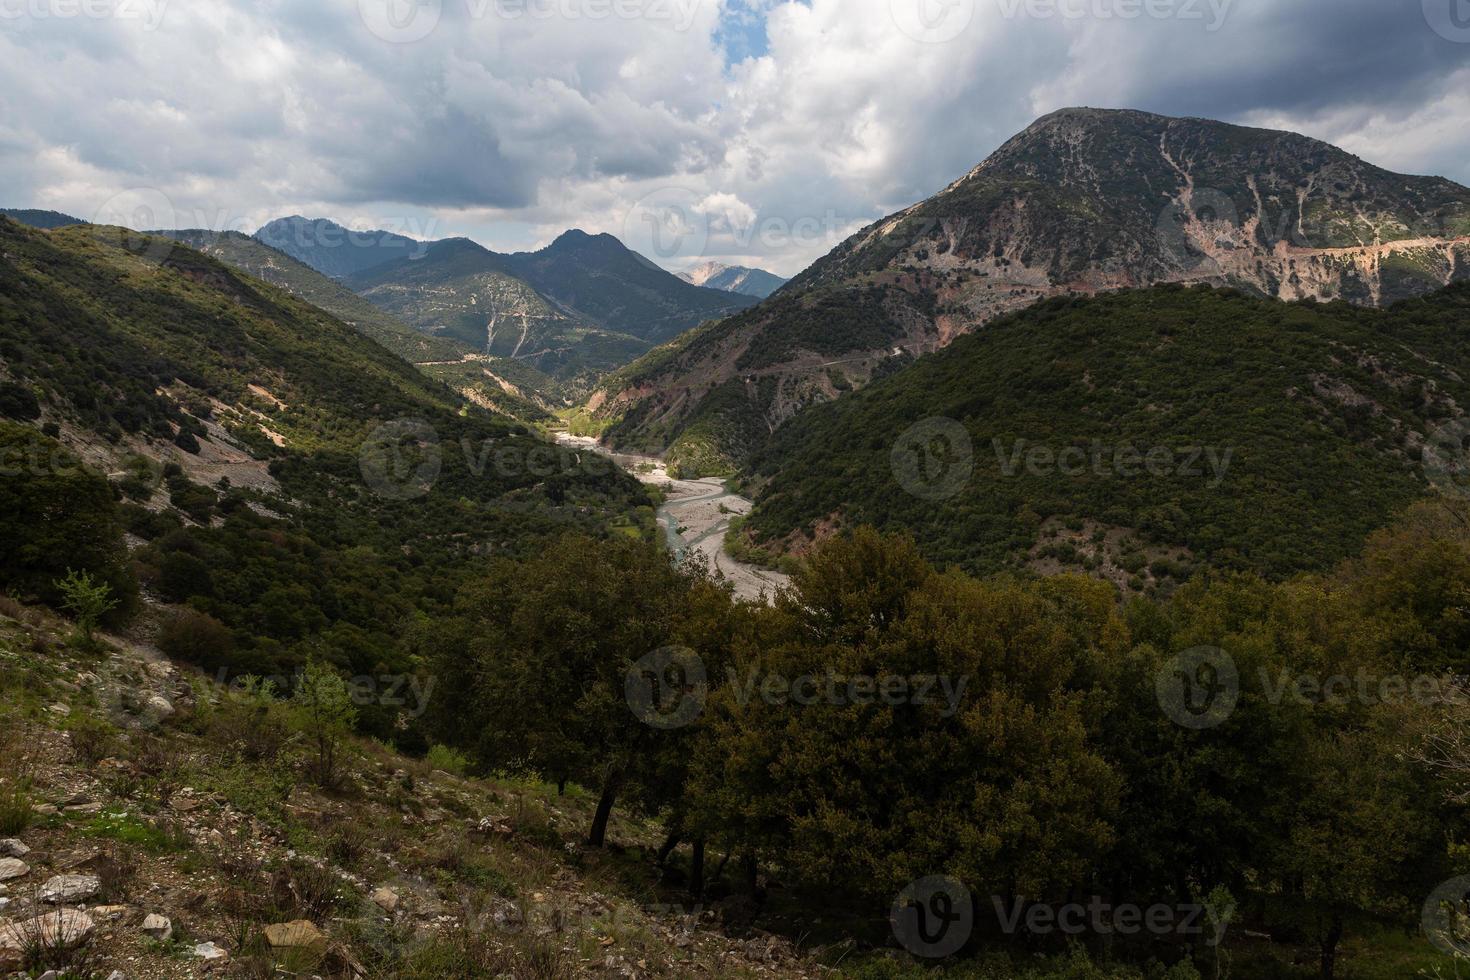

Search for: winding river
xmin=555 ymin=434 xmax=789 ymax=602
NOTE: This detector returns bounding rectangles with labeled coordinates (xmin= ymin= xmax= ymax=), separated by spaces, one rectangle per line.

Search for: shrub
xmin=66 ymin=713 xmax=119 ymax=765
xmin=158 ymin=609 xmax=234 ymax=670
xmin=424 ymin=743 xmax=472 ymax=777
xmin=56 ymin=568 xmax=119 ymax=649
xmin=290 ymin=660 xmax=357 ymax=788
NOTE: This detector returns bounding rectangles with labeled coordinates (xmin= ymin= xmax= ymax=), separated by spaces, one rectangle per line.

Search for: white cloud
xmin=1 ymin=0 xmax=1466 ymax=278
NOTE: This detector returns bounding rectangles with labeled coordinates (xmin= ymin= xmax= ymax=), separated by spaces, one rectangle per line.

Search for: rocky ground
xmin=0 ymin=599 xmax=832 ymax=979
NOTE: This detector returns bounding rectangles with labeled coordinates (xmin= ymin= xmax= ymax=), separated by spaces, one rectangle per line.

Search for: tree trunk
xmin=1320 ymin=911 xmax=1343 ymax=980
xmin=689 ymin=839 xmax=706 ymax=897
xmin=656 ymin=830 xmax=681 ymax=868
xmin=587 ymin=770 xmax=623 ymax=847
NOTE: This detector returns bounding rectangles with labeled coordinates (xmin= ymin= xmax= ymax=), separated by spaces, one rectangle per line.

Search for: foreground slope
xmin=741 ymin=283 xmax=1470 ymax=583
xmin=596 ymin=108 xmax=1470 ymax=475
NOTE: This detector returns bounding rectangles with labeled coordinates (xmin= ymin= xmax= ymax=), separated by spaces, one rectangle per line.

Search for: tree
xmin=290 ymin=659 xmax=358 ymax=787
xmin=56 ymin=568 xmax=118 ymax=649
xmin=425 ymin=533 xmax=733 ymax=846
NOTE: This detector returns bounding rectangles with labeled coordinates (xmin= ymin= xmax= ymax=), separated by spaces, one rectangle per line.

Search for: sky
xmin=2 ymin=0 xmax=1468 ymax=278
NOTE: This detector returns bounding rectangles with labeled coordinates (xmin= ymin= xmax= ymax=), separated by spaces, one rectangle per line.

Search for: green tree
xmin=56 ymin=568 xmax=119 ymax=649
xmin=290 ymin=659 xmax=358 ymax=787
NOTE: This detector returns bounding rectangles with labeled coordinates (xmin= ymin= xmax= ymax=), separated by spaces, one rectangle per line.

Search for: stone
xmin=0 ymin=908 xmax=97 ymax=953
xmin=192 ymin=941 xmax=229 ymax=961
xmin=0 ymin=839 xmax=28 ymax=858
xmin=145 ymin=695 xmax=175 ymax=718
xmin=371 ymin=886 xmax=400 ymax=913
xmin=264 ymin=919 xmax=326 ymax=951
xmin=0 ymin=858 xmax=27 ymax=882
xmin=106 ymin=972 xmax=127 ymax=980
xmin=64 ymin=802 xmax=105 ymax=815
xmin=39 ymin=873 xmax=101 ymax=904
xmin=141 ymin=913 xmax=172 ymax=942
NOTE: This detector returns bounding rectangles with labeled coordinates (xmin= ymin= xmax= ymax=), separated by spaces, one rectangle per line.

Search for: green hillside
xmin=742 ymin=283 xmax=1470 ymax=583
xmin=162 ymin=229 xmax=473 ymax=363
xmin=0 ymin=216 xmax=650 ymax=679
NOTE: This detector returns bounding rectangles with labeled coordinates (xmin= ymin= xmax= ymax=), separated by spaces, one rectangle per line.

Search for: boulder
xmin=141 ymin=913 xmax=172 ymax=942
xmin=39 ymin=873 xmax=101 ymax=904
xmin=0 ymin=858 xmax=28 ymax=882
xmin=264 ymin=919 xmax=326 ymax=951
xmin=0 ymin=839 xmax=29 ymax=858
xmin=371 ymin=886 xmax=400 ymax=913
xmin=0 ymin=908 xmax=97 ymax=954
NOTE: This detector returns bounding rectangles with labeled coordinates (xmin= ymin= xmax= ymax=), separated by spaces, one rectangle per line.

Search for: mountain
xmin=347 ymin=230 xmax=760 ymax=397
xmin=677 ymin=261 xmax=788 ymax=298
xmin=497 ymin=230 xmax=760 ymax=345
xmin=592 ymin=108 xmax=1470 ymax=476
xmin=1 ymin=208 xmax=82 ymax=229
xmin=737 ymin=282 xmax=1470 ymax=585
xmin=346 ymin=237 xmax=647 ymax=385
xmin=160 ymin=229 xmax=472 ymax=364
xmin=255 ymin=215 xmax=429 ymax=280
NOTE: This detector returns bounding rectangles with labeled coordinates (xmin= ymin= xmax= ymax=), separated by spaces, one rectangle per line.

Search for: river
xmin=555 ymin=434 xmax=790 ymax=602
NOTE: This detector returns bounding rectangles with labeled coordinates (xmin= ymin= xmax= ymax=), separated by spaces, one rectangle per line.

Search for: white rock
xmin=141 ymin=913 xmax=172 ymax=942
xmin=145 ymin=695 xmax=174 ymax=718
xmin=0 ymin=909 xmax=97 ymax=952
xmin=0 ymin=858 xmax=27 ymax=882
xmin=192 ymin=941 xmax=229 ymax=961
xmin=0 ymin=839 xmax=28 ymax=858
xmin=39 ymin=873 xmax=101 ymax=904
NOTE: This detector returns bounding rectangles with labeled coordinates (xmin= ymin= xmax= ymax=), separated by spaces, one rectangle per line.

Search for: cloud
xmin=0 ymin=0 xmax=1465 ymax=277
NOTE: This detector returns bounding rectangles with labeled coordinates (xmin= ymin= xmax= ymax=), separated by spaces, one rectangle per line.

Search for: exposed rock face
xmin=595 ymin=108 xmax=1470 ymax=475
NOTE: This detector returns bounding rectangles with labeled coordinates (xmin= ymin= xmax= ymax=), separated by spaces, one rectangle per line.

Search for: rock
xmin=0 ymin=858 xmax=28 ymax=882
xmin=0 ymin=839 xmax=29 ymax=858
xmin=31 ymin=804 xmax=58 ymax=816
xmin=192 ymin=941 xmax=229 ymax=961
xmin=371 ymin=886 xmax=400 ymax=913
xmin=47 ymin=702 xmax=70 ymax=716
xmin=0 ymin=908 xmax=97 ymax=954
xmin=39 ymin=873 xmax=101 ymax=904
xmin=264 ymin=919 xmax=326 ymax=951
xmin=106 ymin=972 xmax=128 ymax=980
xmin=141 ymin=913 xmax=172 ymax=941
xmin=90 ymin=905 xmax=130 ymax=919
xmin=145 ymin=694 xmax=175 ymax=718
xmin=64 ymin=802 xmax=105 ymax=815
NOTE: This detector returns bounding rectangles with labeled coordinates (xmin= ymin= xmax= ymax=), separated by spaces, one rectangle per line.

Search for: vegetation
xmin=744 ymin=283 xmax=1470 ymax=580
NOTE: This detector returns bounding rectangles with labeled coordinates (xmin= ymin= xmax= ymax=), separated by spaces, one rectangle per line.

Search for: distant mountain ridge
xmin=254 ymin=216 xmax=428 ymax=281
xmin=677 ymin=261 xmax=787 ymax=298
xmin=1 ymin=208 xmax=83 ymax=229
xmin=591 ymin=108 xmax=1470 ymax=476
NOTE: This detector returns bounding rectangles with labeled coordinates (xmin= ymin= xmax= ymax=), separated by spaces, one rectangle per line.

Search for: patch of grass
xmin=82 ymin=809 xmax=191 ymax=853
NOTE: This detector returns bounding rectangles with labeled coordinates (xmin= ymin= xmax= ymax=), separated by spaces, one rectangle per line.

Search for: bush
xmin=159 ymin=609 xmax=233 ymax=670
xmin=424 ymin=743 xmax=472 ymax=776
xmin=0 ymin=381 xmax=40 ymax=421
xmin=197 ymin=676 xmax=291 ymax=763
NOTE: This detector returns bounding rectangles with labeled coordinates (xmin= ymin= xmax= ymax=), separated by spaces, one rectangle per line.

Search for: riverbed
xmin=555 ymin=434 xmax=790 ymax=602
